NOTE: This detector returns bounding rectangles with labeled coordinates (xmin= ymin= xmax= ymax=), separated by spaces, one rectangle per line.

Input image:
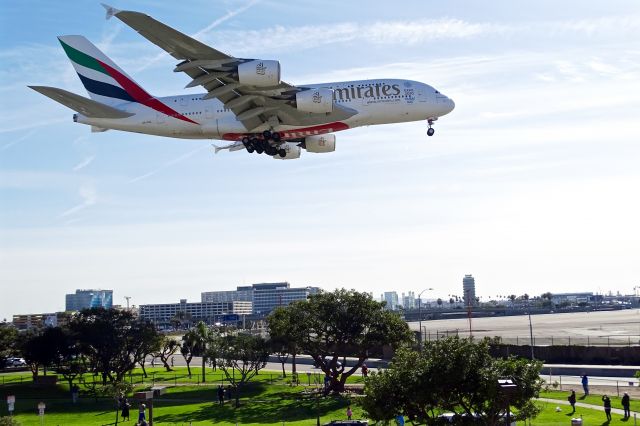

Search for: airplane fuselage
xmin=75 ymin=78 xmax=455 ymax=141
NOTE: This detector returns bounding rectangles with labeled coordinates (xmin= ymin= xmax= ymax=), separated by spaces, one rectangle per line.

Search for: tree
xmin=295 ymin=289 xmax=413 ymax=393
xmin=70 ymin=308 xmax=161 ymax=384
xmin=182 ymin=321 xmax=213 ymax=382
xmin=0 ymin=324 xmax=18 ymax=370
xmin=212 ymin=333 xmax=270 ymax=407
xmin=269 ymin=334 xmax=289 ymax=377
xmin=267 ymin=303 xmax=309 ymax=376
xmin=18 ymin=327 xmax=68 ymax=379
xmin=362 ymin=337 xmax=543 ymax=424
xmin=154 ymin=336 xmax=179 ymax=372
xmin=180 ymin=331 xmax=197 ymax=377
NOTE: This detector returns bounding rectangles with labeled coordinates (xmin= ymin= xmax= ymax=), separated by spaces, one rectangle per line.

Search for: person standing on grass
xmin=621 ymin=392 xmax=631 ymax=419
xmin=568 ymin=390 xmax=576 ymax=414
xmin=581 ymin=374 xmax=589 ymax=396
xmin=217 ymin=385 xmax=225 ymax=405
xmin=226 ymin=385 xmax=233 ymax=401
xmin=602 ymin=395 xmax=612 ymax=421
xmin=71 ymin=384 xmax=79 ymax=403
xmin=346 ymin=406 xmax=352 ymax=420
xmin=121 ymin=397 xmax=130 ymax=421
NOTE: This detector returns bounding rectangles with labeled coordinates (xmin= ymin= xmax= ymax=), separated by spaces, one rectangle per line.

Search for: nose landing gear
xmin=427 ymin=117 xmax=437 ymax=137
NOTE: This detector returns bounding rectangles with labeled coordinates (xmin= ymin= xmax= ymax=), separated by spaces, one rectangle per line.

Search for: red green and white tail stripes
xmin=58 ymin=35 xmax=197 ymax=124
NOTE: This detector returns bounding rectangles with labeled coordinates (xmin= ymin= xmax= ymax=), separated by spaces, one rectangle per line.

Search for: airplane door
xmin=156 ymin=112 xmax=165 ymax=124
xmin=205 ymin=108 xmax=213 ymax=119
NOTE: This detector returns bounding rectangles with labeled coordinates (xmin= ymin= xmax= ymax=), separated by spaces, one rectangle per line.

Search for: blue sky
xmin=1 ymin=1 xmax=639 ymax=318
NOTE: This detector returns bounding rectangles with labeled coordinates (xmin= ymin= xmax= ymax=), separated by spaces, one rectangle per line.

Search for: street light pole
xmin=418 ymin=288 xmax=434 ymax=348
xmin=527 ymin=298 xmax=534 ymax=360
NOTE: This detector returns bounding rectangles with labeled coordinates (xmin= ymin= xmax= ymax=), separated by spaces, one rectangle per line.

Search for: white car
xmin=6 ymin=357 xmax=26 ymax=367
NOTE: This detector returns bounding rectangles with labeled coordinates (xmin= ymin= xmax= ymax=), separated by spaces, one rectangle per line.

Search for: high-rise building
xmin=202 ymin=282 xmax=320 ymax=315
xmin=463 ymin=275 xmax=476 ymax=307
xmin=383 ymin=291 xmax=399 ymax=310
xmin=65 ymin=289 xmax=113 ymax=312
xmin=401 ymin=291 xmax=416 ymax=309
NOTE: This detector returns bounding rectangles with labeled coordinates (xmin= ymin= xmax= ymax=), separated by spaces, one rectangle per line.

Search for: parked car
xmin=6 ymin=357 xmax=26 ymax=367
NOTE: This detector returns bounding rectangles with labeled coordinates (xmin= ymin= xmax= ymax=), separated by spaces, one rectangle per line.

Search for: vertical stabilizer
xmin=58 ymin=35 xmax=151 ymax=107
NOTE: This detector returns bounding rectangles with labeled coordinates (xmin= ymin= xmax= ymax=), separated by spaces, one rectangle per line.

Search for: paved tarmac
xmin=408 ymin=309 xmax=640 ymax=345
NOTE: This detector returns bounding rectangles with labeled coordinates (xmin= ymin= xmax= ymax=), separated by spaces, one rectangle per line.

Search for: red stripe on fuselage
xmin=97 ymin=60 xmax=198 ymax=125
xmin=222 ymin=122 xmax=349 ymax=141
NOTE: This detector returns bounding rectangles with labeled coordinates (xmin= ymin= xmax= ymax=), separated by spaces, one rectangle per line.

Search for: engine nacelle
xmin=305 ymin=134 xmax=336 ymax=153
xmin=295 ymin=88 xmax=334 ymax=113
xmin=273 ymin=142 xmax=301 ymax=160
xmin=237 ymin=60 xmax=281 ymax=87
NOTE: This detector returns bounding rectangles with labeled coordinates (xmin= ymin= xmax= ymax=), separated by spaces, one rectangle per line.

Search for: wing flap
xmin=29 ymin=86 xmax=134 ymax=119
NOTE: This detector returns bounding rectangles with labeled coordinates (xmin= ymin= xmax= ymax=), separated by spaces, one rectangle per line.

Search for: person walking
xmin=602 ymin=395 xmax=612 ymax=421
xmin=346 ymin=406 xmax=353 ymax=420
xmin=171 ymin=356 xmax=174 ymax=367
xmin=568 ymin=390 xmax=576 ymax=414
xmin=137 ymin=403 xmax=146 ymax=425
xmin=581 ymin=374 xmax=589 ymax=396
xmin=361 ymin=364 xmax=368 ymax=378
xmin=217 ymin=385 xmax=225 ymax=405
xmin=121 ymin=397 xmax=130 ymax=421
xmin=621 ymin=392 xmax=631 ymax=419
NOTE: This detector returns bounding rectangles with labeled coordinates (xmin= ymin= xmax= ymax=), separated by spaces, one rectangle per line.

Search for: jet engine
xmin=295 ymin=88 xmax=334 ymax=113
xmin=273 ymin=142 xmax=301 ymax=160
xmin=304 ymin=134 xmax=336 ymax=153
xmin=237 ymin=60 xmax=281 ymax=87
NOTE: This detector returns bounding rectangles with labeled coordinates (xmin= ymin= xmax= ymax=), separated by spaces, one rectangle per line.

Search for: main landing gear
xmin=242 ymin=131 xmax=283 ymax=156
xmin=427 ymin=118 xmax=436 ymax=137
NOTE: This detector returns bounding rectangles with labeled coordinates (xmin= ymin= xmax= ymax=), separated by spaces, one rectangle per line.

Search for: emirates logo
xmin=256 ymin=62 xmax=266 ymax=75
xmin=312 ymin=91 xmax=322 ymax=103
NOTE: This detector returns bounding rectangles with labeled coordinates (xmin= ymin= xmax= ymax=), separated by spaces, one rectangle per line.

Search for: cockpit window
xmin=435 ymin=90 xmax=440 ymax=94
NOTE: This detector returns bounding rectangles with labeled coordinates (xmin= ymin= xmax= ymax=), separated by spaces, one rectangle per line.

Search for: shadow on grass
xmin=154 ymin=393 xmax=351 ymax=424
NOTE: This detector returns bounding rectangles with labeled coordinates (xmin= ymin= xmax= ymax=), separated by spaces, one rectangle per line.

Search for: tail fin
xmin=58 ymin=35 xmax=151 ymax=107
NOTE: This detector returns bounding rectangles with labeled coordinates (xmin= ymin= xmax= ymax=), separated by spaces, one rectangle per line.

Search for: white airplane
xmin=30 ymin=4 xmax=455 ymax=160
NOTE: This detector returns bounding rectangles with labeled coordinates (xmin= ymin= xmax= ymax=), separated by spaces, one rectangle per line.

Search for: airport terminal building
xmin=138 ymin=299 xmax=252 ymax=326
xmin=202 ymin=282 xmax=320 ymax=315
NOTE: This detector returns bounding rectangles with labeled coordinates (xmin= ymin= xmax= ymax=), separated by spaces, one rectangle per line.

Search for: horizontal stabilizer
xmin=28 ymin=86 xmax=134 ymax=119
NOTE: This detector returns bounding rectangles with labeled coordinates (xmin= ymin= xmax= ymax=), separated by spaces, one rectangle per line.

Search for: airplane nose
xmin=444 ymin=97 xmax=455 ymax=114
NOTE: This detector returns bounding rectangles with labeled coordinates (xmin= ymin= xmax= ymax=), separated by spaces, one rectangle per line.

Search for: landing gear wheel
xmin=278 ymin=149 xmax=286 ymax=158
xmin=256 ymin=148 xmax=264 ymax=154
xmin=427 ymin=128 xmax=435 ymax=137
xmin=266 ymin=147 xmax=278 ymax=156
xmin=247 ymin=146 xmax=254 ymax=153
xmin=272 ymin=132 xmax=281 ymax=142
xmin=262 ymin=130 xmax=272 ymax=140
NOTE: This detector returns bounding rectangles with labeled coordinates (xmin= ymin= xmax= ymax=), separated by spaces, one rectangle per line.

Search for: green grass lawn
xmin=541 ymin=389 xmax=640 ymax=413
xmin=532 ymin=399 xmax=629 ymax=426
xmin=1 ymin=368 xmax=636 ymax=425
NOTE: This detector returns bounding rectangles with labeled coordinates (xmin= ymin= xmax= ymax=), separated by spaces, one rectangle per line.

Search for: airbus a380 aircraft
xmin=30 ymin=4 xmax=455 ymax=160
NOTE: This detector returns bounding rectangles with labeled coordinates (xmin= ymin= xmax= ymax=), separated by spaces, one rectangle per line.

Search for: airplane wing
xmin=28 ymin=86 xmax=134 ymax=119
xmin=103 ymin=5 xmax=356 ymax=133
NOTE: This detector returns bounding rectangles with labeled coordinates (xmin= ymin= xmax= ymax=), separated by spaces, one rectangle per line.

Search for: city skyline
xmin=2 ymin=0 xmax=640 ymax=319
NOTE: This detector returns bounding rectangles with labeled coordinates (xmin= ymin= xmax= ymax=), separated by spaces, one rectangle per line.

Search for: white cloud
xmin=72 ymin=155 xmax=95 ymax=171
xmin=60 ymin=183 xmax=98 ymax=217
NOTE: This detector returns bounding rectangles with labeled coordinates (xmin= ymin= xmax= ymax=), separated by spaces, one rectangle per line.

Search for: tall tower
xmin=463 ymin=275 xmax=476 ymax=307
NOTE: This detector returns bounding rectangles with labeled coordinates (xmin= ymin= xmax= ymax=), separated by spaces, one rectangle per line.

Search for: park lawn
xmin=1 ymin=381 xmax=363 ymax=426
xmin=532 ymin=399 xmax=628 ymax=425
xmin=541 ymin=389 xmax=640 ymax=413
